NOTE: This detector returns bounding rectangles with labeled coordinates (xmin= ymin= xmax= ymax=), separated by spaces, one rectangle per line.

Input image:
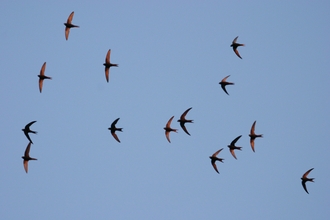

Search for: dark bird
xmin=38 ymin=62 xmax=52 ymax=93
xmin=219 ymin=75 xmax=234 ymax=95
xmin=227 ymin=135 xmax=242 ymax=159
xmin=103 ymin=49 xmax=118 ymax=82
xmin=108 ymin=118 xmax=122 ymax=143
xmin=177 ymin=107 xmax=193 ymax=135
xmin=249 ymin=121 xmax=263 ymax=152
xmin=209 ymin=148 xmax=224 ymax=174
xmin=22 ymin=142 xmax=37 ymax=173
xmin=22 ymin=121 xmax=37 ymax=144
xmin=164 ymin=116 xmax=177 ymax=143
xmin=64 ymin=11 xmax=79 ymax=40
xmin=231 ymin=36 xmax=245 ymax=59
xmin=301 ymin=168 xmax=314 ymax=194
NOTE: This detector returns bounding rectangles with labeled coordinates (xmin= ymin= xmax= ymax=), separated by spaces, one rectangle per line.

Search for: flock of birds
xmin=20 ymin=11 xmax=315 ymax=195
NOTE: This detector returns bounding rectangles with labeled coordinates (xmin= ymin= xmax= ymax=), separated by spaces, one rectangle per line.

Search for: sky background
xmin=1 ymin=1 xmax=329 ymax=219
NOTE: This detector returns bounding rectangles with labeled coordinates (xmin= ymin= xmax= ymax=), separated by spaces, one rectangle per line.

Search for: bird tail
xmin=310 ymin=178 xmax=315 ymax=182
xmin=118 ymin=128 xmax=123 ymax=132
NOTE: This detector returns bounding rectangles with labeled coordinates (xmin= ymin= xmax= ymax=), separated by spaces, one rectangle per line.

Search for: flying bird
xmin=177 ymin=107 xmax=193 ymax=135
xmin=22 ymin=121 xmax=37 ymax=144
xmin=22 ymin=142 xmax=37 ymax=173
xmin=164 ymin=116 xmax=177 ymax=143
xmin=249 ymin=121 xmax=263 ymax=152
xmin=230 ymin=36 xmax=245 ymax=59
xmin=219 ymin=75 xmax=234 ymax=95
xmin=209 ymin=148 xmax=224 ymax=174
xmin=38 ymin=62 xmax=52 ymax=93
xmin=227 ymin=135 xmax=242 ymax=159
xmin=301 ymin=168 xmax=314 ymax=194
xmin=108 ymin=118 xmax=122 ymax=143
xmin=64 ymin=11 xmax=79 ymax=40
xmin=103 ymin=49 xmax=118 ymax=82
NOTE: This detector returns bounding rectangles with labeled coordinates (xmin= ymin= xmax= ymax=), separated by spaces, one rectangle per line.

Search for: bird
xmin=177 ymin=107 xmax=193 ymax=135
xmin=231 ymin=36 xmax=245 ymax=59
xmin=209 ymin=148 xmax=224 ymax=174
xmin=64 ymin=11 xmax=79 ymax=40
xmin=103 ymin=49 xmax=118 ymax=82
xmin=219 ymin=75 xmax=234 ymax=95
xmin=22 ymin=121 xmax=37 ymax=144
xmin=164 ymin=116 xmax=177 ymax=143
xmin=227 ymin=135 xmax=242 ymax=159
xmin=108 ymin=118 xmax=122 ymax=143
xmin=249 ymin=121 xmax=263 ymax=152
xmin=22 ymin=142 xmax=37 ymax=173
xmin=38 ymin=62 xmax=52 ymax=93
xmin=301 ymin=168 xmax=314 ymax=194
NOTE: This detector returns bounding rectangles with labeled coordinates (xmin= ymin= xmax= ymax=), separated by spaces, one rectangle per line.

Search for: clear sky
xmin=1 ymin=1 xmax=329 ymax=219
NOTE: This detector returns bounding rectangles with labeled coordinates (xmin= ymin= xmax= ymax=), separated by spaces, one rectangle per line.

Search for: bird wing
xmin=250 ymin=139 xmax=255 ymax=152
xmin=165 ymin=130 xmax=171 ymax=143
xmin=180 ymin=122 xmax=190 ymax=136
xmin=232 ymin=36 xmax=239 ymax=44
xmin=166 ymin=116 xmax=174 ymax=128
xmin=25 ymin=121 xmax=37 ymax=129
xmin=221 ymin=75 xmax=230 ymax=83
xmin=211 ymin=161 xmax=219 ymax=174
xmin=111 ymin=118 xmax=120 ymax=128
xmin=24 ymin=142 xmax=32 ymax=157
xmin=230 ymin=149 xmax=237 ymax=160
xmin=40 ymin=62 xmax=46 ymax=76
xmin=105 ymin=49 xmax=111 ymax=63
xmin=233 ymin=48 xmax=242 ymax=59
xmin=23 ymin=160 xmax=29 ymax=173
xmin=231 ymin=135 xmax=242 ymax=145
xmin=105 ymin=66 xmax=110 ymax=82
xmin=302 ymin=168 xmax=314 ymax=178
xmin=301 ymin=181 xmax=309 ymax=194
xmin=221 ymin=84 xmax=229 ymax=95
xmin=39 ymin=78 xmax=44 ymax=93
xmin=67 ymin=11 xmax=74 ymax=24
xmin=65 ymin=27 xmax=70 ymax=40
xmin=250 ymin=121 xmax=256 ymax=135
xmin=111 ymin=132 xmax=121 ymax=143
xmin=180 ymin=107 xmax=192 ymax=120
xmin=212 ymin=148 xmax=223 ymax=157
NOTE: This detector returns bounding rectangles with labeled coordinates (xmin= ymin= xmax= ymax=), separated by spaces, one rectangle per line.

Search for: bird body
xmin=219 ymin=75 xmax=234 ymax=95
xmin=301 ymin=168 xmax=314 ymax=194
xmin=22 ymin=121 xmax=37 ymax=144
xmin=227 ymin=135 xmax=242 ymax=159
xmin=64 ymin=11 xmax=79 ymax=40
xmin=209 ymin=148 xmax=224 ymax=174
xmin=38 ymin=62 xmax=52 ymax=93
xmin=22 ymin=142 xmax=37 ymax=173
xmin=164 ymin=116 xmax=177 ymax=143
xmin=103 ymin=49 xmax=118 ymax=82
xmin=108 ymin=118 xmax=122 ymax=143
xmin=231 ymin=36 xmax=245 ymax=59
xmin=249 ymin=121 xmax=263 ymax=152
xmin=177 ymin=107 xmax=193 ymax=135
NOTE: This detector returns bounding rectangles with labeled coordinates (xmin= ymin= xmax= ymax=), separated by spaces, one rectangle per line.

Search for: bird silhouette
xmin=103 ymin=49 xmax=118 ymax=82
xmin=177 ymin=107 xmax=193 ymax=135
xmin=108 ymin=118 xmax=122 ymax=143
xmin=219 ymin=75 xmax=234 ymax=95
xmin=22 ymin=142 xmax=37 ymax=173
xmin=164 ymin=116 xmax=177 ymax=143
xmin=231 ymin=36 xmax=245 ymax=59
xmin=209 ymin=148 xmax=224 ymax=174
xmin=64 ymin=11 xmax=79 ymax=40
xmin=249 ymin=121 xmax=263 ymax=152
xmin=301 ymin=168 xmax=314 ymax=194
xmin=228 ymin=135 xmax=242 ymax=159
xmin=38 ymin=62 xmax=52 ymax=93
xmin=22 ymin=121 xmax=37 ymax=144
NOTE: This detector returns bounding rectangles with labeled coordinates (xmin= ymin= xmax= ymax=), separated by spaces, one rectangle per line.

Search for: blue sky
xmin=1 ymin=1 xmax=329 ymax=219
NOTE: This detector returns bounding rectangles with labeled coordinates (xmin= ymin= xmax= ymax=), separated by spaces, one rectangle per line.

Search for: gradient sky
xmin=1 ymin=1 xmax=329 ymax=219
